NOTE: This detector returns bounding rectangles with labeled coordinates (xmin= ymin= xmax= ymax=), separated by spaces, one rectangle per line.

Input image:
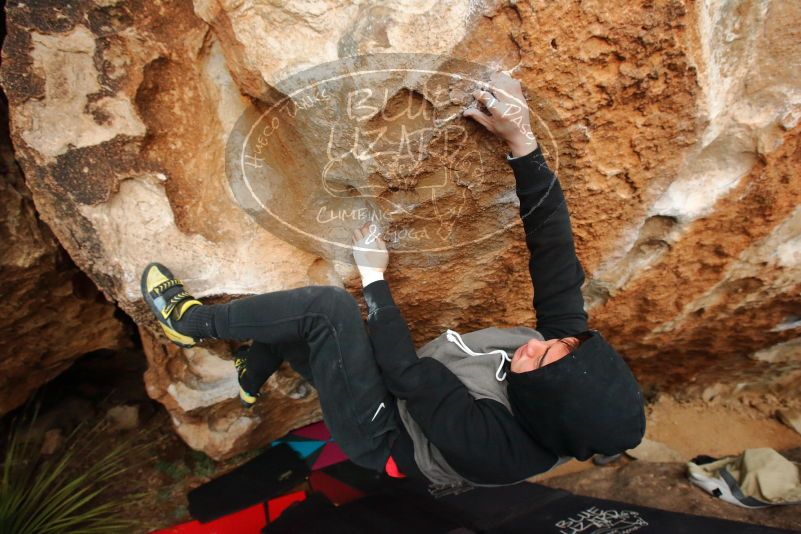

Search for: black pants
xmin=208 ymin=285 xmax=400 ymax=472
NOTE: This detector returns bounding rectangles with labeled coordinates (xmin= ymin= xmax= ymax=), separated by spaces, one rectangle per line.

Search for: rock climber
xmin=140 ymin=71 xmax=645 ymax=496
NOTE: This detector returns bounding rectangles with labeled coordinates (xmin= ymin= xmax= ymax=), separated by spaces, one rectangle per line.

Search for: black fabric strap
xmin=719 ymin=468 xmax=772 ymax=508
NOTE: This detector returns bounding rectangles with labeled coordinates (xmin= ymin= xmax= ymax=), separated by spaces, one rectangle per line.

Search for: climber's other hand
xmin=463 ymin=71 xmax=538 ymax=158
xmin=351 ymin=222 xmax=388 ymax=283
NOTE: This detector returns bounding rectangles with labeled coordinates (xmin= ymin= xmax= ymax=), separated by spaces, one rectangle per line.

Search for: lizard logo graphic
xmin=225 ymin=53 xmax=561 ymax=265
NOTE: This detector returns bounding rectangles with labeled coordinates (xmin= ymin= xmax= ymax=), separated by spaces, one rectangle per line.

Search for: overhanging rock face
xmin=0 ymin=98 xmax=127 ymax=416
xmin=2 ymin=0 xmax=799 ymax=458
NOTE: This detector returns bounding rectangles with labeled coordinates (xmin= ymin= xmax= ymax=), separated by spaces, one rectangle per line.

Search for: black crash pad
xmin=265 ymin=461 xmax=799 ymax=534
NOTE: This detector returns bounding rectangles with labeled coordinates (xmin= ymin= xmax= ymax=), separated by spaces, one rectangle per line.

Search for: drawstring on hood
xmin=445 ymin=329 xmax=511 ymax=381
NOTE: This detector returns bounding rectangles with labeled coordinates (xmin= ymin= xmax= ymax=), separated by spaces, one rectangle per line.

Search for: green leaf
xmin=0 ymin=403 xmax=149 ymax=534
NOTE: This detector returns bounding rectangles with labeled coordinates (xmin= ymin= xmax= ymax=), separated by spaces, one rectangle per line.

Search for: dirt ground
xmin=113 ymin=409 xmax=268 ymax=532
xmin=540 ymin=450 xmax=801 ymax=532
xmin=536 ymin=394 xmax=801 ymax=531
xmin=8 ymin=348 xmax=801 ymax=533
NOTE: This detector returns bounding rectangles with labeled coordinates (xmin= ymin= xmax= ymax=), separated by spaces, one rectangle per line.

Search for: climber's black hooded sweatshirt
xmin=362 ymin=146 xmax=645 ymax=486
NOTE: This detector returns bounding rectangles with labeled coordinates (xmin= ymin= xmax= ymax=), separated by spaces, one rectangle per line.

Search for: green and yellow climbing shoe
xmin=140 ymin=262 xmax=203 ymax=348
xmin=234 ymin=349 xmax=260 ymax=409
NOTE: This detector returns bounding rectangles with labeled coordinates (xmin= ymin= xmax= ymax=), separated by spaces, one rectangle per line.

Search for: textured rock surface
xmin=1 ymin=0 xmax=799 ymax=458
xmin=0 ymin=97 xmax=127 ymax=416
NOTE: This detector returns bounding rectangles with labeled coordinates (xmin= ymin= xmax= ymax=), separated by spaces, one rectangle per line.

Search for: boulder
xmin=1 ymin=0 xmax=800 ymax=458
xmin=0 ymin=97 xmax=127 ymax=416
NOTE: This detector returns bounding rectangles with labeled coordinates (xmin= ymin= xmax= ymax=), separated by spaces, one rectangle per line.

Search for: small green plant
xmin=155 ymin=460 xmax=190 ymax=482
xmin=187 ymin=450 xmax=217 ymax=479
xmin=0 ymin=405 xmax=144 ymax=533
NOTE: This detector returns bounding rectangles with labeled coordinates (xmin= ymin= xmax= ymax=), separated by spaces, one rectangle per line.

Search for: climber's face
xmin=510 ymin=336 xmax=582 ymax=373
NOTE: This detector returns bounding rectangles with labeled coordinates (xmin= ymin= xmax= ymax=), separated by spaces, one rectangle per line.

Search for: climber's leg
xmin=235 ymin=339 xmax=316 ymax=407
xmin=141 ymin=264 xmax=399 ymax=471
xmin=234 ymin=342 xmax=286 ymax=407
xmin=213 ymin=285 xmax=400 ymax=472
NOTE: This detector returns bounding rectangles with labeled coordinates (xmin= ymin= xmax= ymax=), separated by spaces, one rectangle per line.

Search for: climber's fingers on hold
xmin=471 ymin=89 xmax=502 ymax=117
xmin=463 ymin=91 xmax=500 ymax=132
xmin=463 ymin=106 xmax=493 ymax=130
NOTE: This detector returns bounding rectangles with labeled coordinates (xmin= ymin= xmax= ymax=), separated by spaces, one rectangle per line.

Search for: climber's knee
xmin=308 ymin=285 xmax=358 ymax=317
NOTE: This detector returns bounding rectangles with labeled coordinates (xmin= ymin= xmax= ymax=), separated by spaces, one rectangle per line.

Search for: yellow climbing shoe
xmin=234 ymin=349 xmax=260 ymax=408
xmin=140 ymin=262 xmax=203 ymax=348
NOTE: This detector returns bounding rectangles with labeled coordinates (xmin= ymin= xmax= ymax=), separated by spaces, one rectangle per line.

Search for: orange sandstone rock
xmin=1 ymin=0 xmax=799 ymax=457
